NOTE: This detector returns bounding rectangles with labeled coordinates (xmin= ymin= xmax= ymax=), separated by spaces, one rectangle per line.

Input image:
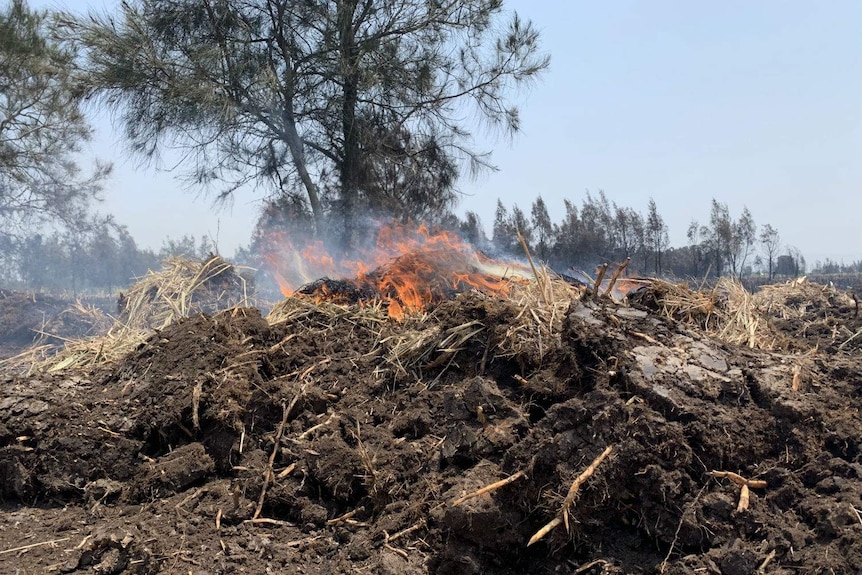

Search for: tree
xmin=728 ymin=207 xmax=756 ymax=277
xmin=612 ymin=204 xmax=644 ymax=268
xmin=510 ymin=204 xmax=531 ymax=252
xmin=645 ymin=198 xmax=668 ymax=276
xmin=0 ymin=0 xmax=109 ymax=242
xmin=686 ymin=220 xmax=707 ymax=278
xmin=492 ymin=199 xmax=515 ymax=254
xmin=459 ymin=211 xmax=486 ymax=248
xmin=552 ymin=199 xmax=580 ymax=267
xmin=578 ymin=190 xmax=614 ymax=264
xmin=759 ymin=224 xmax=781 ymax=280
xmin=71 ymin=0 xmax=548 ymax=247
xmin=530 ymin=196 xmax=553 ymax=261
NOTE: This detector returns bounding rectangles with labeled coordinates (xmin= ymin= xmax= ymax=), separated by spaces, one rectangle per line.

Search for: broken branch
xmin=708 ymin=470 xmax=767 ymax=489
xmin=527 ymin=445 xmax=614 ymax=546
xmin=452 ymin=470 xmax=527 ymax=506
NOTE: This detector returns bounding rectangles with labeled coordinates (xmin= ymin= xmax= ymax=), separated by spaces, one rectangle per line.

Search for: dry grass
xmin=13 ymin=256 xmax=254 ymax=373
xmin=647 ymin=277 xmax=787 ymax=350
xmin=118 ymin=256 xmax=253 ymax=331
xmin=753 ymin=276 xmax=856 ymax=321
xmin=498 ymin=268 xmax=584 ymax=361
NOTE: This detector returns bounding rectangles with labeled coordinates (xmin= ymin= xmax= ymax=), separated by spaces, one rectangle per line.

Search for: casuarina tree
xmin=69 ymin=0 xmax=548 ymax=248
xmin=0 ymin=0 xmax=109 ymax=242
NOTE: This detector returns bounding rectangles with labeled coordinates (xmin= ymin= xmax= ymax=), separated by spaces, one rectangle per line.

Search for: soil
xmin=1 ymin=283 xmax=861 ymax=574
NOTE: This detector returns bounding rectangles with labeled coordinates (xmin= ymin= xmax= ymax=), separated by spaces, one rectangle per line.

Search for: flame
xmin=263 ymin=223 xmax=532 ymax=320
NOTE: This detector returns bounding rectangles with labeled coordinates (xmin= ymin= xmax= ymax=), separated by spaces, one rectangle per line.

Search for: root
xmin=527 ymin=445 xmax=613 ymax=546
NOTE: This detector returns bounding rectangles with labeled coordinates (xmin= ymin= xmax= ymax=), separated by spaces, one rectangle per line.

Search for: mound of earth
xmin=1 ymin=282 xmax=861 ymax=574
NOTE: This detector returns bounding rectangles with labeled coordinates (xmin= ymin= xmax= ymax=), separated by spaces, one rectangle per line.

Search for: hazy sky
xmin=29 ymin=0 xmax=862 ymax=265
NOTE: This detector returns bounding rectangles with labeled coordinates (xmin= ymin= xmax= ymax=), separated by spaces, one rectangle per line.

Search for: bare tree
xmin=759 ymin=224 xmax=781 ymax=280
xmin=729 ymin=207 xmax=756 ymax=276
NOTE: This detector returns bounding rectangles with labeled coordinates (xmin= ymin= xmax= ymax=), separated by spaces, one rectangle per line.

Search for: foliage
xmin=69 ymin=0 xmax=548 ymax=246
xmin=0 ymin=0 xmax=109 ymax=240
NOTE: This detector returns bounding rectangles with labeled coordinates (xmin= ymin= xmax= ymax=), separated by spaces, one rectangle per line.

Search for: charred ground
xmin=0 ymin=278 xmax=860 ymax=574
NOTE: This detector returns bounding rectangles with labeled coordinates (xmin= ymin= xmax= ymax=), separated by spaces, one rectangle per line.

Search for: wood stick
xmin=574 ymin=559 xmax=609 ymax=575
xmin=562 ymin=445 xmax=614 ymax=532
xmin=327 ymin=507 xmax=361 ymax=525
xmin=253 ymin=394 xmax=299 ymax=520
xmin=192 ymin=381 xmax=202 ymax=430
xmin=276 ymin=462 xmax=297 ymax=479
xmin=791 ymin=365 xmax=802 ymax=391
xmin=708 ymin=470 xmax=767 ymax=489
xmin=603 ymin=258 xmax=631 ymax=297
xmin=736 ymin=483 xmax=750 ymax=512
xmin=528 ymin=445 xmax=614 ymax=546
xmin=527 ymin=517 xmax=562 ymax=547
xmin=0 ymin=537 xmax=70 ymax=555
xmin=593 ymin=264 xmax=608 ymax=297
xmin=517 ymin=229 xmax=549 ymax=306
xmin=757 ymin=549 xmax=776 ymax=573
xmin=452 ymin=471 xmax=526 ymax=506
xmin=243 ymin=517 xmax=295 ymax=527
xmin=386 ymin=519 xmax=426 ymax=543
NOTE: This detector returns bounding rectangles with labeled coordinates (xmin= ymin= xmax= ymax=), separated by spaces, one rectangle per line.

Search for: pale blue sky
xmin=29 ymin=0 xmax=862 ymax=264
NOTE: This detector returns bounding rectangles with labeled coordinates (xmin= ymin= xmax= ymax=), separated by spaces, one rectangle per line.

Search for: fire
xmin=264 ymin=223 xmax=532 ymax=320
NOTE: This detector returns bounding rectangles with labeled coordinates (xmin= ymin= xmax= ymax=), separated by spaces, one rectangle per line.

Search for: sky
xmin=28 ymin=0 xmax=862 ymax=265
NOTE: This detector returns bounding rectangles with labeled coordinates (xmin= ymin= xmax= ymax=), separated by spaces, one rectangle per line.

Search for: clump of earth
xmin=0 ymin=277 xmax=860 ymax=574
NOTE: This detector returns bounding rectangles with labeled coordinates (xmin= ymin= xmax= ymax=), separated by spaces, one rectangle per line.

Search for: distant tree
xmin=0 ymin=0 xmax=109 ymax=242
xmin=612 ymin=204 xmax=644 ymax=268
xmin=552 ymin=199 xmax=581 ymax=267
xmin=530 ymin=196 xmax=554 ymax=261
xmin=759 ymin=224 xmax=781 ymax=280
xmin=645 ymin=198 xmax=668 ymax=276
xmin=71 ymin=0 xmax=548 ymax=247
xmin=686 ymin=220 xmax=708 ymax=278
xmin=87 ymin=219 xmax=120 ymax=291
xmin=579 ymin=191 xmax=614 ymax=264
xmin=17 ymin=233 xmax=63 ymax=290
xmin=702 ymin=200 xmax=732 ymax=277
xmin=459 ymin=211 xmax=486 ymax=248
xmin=159 ymin=235 xmax=214 ymax=260
xmin=510 ymin=205 xmax=532 ymax=254
xmin=729 ymin=207 xmax=756 ymax=277
xmin=492 ymin=200 xmax=516 ymax=254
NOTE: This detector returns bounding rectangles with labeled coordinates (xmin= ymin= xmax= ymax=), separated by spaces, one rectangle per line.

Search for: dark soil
xmin=1 ymin=286 xmax=861 ymax=574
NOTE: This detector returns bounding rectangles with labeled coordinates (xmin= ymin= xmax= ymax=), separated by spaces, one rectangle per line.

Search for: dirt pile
xmin=0 ymin=277 xmax=861 ymax=574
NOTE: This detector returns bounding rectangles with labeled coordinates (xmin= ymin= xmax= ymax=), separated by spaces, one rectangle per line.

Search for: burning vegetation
xmin=264 ymin=223 xmax=535 ymax=320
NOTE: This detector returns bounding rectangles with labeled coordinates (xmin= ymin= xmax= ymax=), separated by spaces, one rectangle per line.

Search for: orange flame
xmin=263 ymin=223 xmax=532 ymax=319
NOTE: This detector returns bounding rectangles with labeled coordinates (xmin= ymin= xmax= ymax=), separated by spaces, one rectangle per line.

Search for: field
xmin=0 ymin=264 xmax=860 ymax=575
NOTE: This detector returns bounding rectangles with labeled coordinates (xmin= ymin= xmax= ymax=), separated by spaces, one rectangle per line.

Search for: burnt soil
xmin=1 ymin=288 xmax=861 ymax=574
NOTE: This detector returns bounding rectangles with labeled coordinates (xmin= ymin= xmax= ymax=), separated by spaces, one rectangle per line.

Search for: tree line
xmin=455 ymin=193 xmax=804 ymax=281
xmin=0 ymin=214 xmax=219 ymax=293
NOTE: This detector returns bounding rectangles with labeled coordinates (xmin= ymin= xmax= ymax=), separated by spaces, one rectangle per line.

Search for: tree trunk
xmin=282 ymin=114 xmax=324 ymax=232
xmin=338 ymin=0 xmax=361 ymax=250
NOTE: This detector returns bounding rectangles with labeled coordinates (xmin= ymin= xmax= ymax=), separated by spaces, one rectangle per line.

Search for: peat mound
xmin=0 ymin=280 xmax=861 ymax=574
